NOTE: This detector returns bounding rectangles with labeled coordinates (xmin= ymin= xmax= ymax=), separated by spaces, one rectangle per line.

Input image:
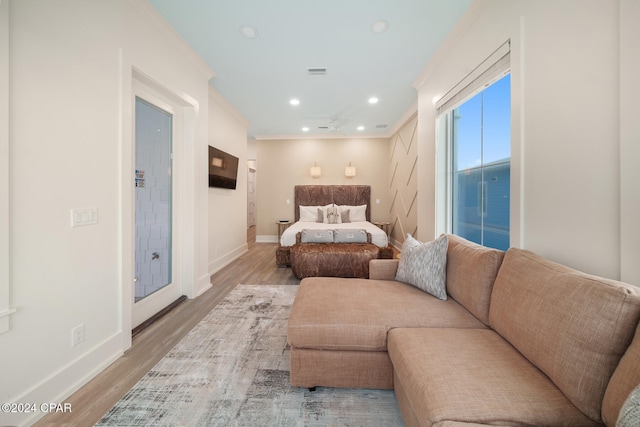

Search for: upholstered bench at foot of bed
xmin=290 ymin=243 xmax=379 ymax=279
xmin=276 ymin=244 xmax=393 ymax=268
xmin=276 ymin=245 xmax=291 ymax=267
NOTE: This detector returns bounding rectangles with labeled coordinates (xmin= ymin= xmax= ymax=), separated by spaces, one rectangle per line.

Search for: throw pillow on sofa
xmin=617 ymin=384 xmax=640 ymax=427
xmin=395 ymin=234 xmax=448 ymax=300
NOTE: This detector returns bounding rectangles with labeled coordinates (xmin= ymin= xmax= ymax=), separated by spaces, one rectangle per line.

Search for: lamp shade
xmin=310 ymin=163 xmax=322 ymax=178
xmin=345 ymin=162 xmax=356 ymax=177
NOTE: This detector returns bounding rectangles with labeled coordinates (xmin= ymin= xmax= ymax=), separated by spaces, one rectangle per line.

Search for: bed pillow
xmin=300 ymin=229 xmax=334 ymax=243
xmin=325 ymin=204 xmax=340 ymax=224
xmin=340 ymin=205 xmax=367 ymax=222
xmin=395 ymin=234 xmax=448 ymax=300
xmin=299 ymin=205 xmax=322 ymax=222
xmin=334 ymin=229 xmax=368 ymax=243
xmin=340 ymin=209 xmax=350 ymax=223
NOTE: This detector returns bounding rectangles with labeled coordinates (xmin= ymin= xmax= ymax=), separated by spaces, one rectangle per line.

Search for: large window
xmin=436 ymin=43 xmax=511 ymax=250
xmin=451 ymin=74 xmax=510 ymax=250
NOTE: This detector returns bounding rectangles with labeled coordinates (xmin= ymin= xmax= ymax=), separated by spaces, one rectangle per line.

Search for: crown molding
xmin=208 ymin=86 xmax=249 ymax=129
xmin=254 ymin=133 xmax=392 ymax=141
xmin=254 ymin=101 xmax=418 ymax=141
xmin=388 ymin=101 xmax=418 ymax=137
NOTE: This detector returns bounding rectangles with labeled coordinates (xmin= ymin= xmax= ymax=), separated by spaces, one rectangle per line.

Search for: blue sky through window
xmin=454 ymin=74 xmax=511 ymax=171
xmin=451 ymin=73 xmax=511 ymax=250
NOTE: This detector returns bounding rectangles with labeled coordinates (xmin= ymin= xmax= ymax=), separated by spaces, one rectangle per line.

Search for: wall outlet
xmin=71 ymin=324 xmax=85 ymax=347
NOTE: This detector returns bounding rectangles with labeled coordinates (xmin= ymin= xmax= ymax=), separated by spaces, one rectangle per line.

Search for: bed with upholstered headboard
xmin=275 ymin=185 xmax=393 ymax=271
xmin=292 ymin=185 xmax=372 ymax=222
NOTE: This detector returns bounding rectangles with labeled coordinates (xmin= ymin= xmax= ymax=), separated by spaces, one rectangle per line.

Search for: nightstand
xmin=276 ymin=220 xmax=291 ymax=240
xmin=373 ymin=221 xmax=390 ymax=238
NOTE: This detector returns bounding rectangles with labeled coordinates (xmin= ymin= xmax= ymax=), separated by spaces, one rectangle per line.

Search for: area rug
xmin=96 ymin=285 xmax=403 ymax=426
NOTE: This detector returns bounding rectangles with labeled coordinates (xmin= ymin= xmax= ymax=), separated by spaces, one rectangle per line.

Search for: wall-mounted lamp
xmin=310 ymin=162 xmax=322 ymax=178
xmin=345 ymin=162 xmax=356 ymax=178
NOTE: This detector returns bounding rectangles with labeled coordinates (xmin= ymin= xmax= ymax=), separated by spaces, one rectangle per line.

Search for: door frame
xmin=131 ymin=92 xmax=182 ymax=329
xmin=121 ymin=67 xmax=198 ymax=349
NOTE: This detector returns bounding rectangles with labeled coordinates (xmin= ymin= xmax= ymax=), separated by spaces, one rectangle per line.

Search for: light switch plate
xmin=70 ymin=208 xmax=98 ymax=227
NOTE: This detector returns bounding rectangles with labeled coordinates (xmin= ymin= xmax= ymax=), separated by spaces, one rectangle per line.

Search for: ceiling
xmin=148 ymin=0 xmax=472 ymax=139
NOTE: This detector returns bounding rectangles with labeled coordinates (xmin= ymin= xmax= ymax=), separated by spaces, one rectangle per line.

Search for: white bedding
xmin=280 ymin=221 xmax=389 ymax=248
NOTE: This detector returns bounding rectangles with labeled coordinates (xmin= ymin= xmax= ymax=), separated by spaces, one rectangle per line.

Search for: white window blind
xmin=436 ymin=40 xmax=511 ymax=115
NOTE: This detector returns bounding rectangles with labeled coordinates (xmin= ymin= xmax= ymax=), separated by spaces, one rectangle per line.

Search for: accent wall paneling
xmin=388 ymin=114 xmax=418 ymax=246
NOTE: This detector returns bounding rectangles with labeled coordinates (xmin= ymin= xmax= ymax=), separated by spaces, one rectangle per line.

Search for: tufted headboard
xmin=294 ymin=185 xmax=371 ymax=222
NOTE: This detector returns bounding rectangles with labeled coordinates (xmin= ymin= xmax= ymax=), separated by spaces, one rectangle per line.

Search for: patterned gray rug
xmin=96 ymin=285 xmax=403 ymax=426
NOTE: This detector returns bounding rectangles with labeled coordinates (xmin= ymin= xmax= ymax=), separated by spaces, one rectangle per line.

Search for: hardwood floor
xmin=34 ymin=228 xmax=299 ymax=427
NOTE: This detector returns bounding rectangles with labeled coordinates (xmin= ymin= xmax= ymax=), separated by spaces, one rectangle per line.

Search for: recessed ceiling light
xmin=370 ymin=20 xmax=389 ymax=34
xmin=289 ymin=98 xmax=300 ymax=106
xmin=239 ymin=25 xmax=258 ymax=39
xmin=357 ymin=126 xmax=365 ymax=131
xmin=302 ymin=127 xmax=309 ymax=132
xmin=368 ymin=97 xmax=379 ymax=104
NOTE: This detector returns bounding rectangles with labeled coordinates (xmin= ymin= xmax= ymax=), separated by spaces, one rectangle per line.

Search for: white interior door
xmin=247 ymin=162 xmax=256 ymax=227
xmin=132 ymin=93 xmax=182 ymax=328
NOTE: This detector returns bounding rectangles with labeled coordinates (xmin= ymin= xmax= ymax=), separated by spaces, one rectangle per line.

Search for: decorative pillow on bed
xmin=299 ymin=205 xmax=321 ymax=222
xmin=300 ymin=229 xmax=334 ymax=243
xmin=340 ymin=209 xmax=350 ymax=223
xmin=325 ymin=204 xmax=340 ymax=224
xmin=334 ymin=229 xmax=368 ymax=243
xmin=339 ymin=205 xmax=367 ymax=222
xmin=395 ymin=234 xmax=448 ymax=300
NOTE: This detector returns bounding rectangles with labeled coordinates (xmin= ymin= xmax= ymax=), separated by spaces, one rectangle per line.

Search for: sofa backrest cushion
xmin=445 ymin=234 xmax=505 ymax=325
xmin=602 ymin=322 xmax=640 ymax=426
xmin=489 ymin=248 xmax=640 ymax=423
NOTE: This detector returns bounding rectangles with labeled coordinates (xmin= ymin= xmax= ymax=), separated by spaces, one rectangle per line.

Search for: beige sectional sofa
xmin=287 ymin=234 xmax=640 ymax=426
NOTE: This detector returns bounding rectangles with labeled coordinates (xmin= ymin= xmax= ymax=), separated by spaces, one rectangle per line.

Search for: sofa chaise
xmin=287 ymin=234 xmax=640 ymax=426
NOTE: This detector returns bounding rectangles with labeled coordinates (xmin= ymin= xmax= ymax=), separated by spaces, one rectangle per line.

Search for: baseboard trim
xmin=208 ymin=243 xmax=248 ymax=277
xmin=256 ymin=234 xmax=278 ymax=243
xmin=132 ymin=295 xmax=187 ymax=339
xmin=11 ymin=333 xmax=124 ymax=427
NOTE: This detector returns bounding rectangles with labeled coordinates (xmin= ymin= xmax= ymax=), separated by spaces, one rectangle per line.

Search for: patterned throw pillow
xmin=395 ymin=234 xmax=448 ymax=300
xmin=617 ymin=384 xmax=640 ymax=427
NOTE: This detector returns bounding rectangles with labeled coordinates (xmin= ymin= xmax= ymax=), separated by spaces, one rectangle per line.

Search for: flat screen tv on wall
xmin=208 ymin=145 xmax=239 ymax=189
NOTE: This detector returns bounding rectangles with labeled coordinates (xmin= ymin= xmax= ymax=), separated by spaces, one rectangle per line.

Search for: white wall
xmin=416 ymin=0 xmax=639 ymax=283
xmin=0 ymin=0 xmax=11 ymax=335
xmin=619 ymin=0 xmax=640 ymax=286
xmin=0 ymin=1 xmax=216 ymax=426
xmin=207 ymin=88 xmax=249 ymax=278
xmin=256 ymin=137 xmax=391 ymax=240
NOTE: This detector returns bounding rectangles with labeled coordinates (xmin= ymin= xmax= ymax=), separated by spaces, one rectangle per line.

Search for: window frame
xmin=435 ymin=42 xmax=511 ymax=249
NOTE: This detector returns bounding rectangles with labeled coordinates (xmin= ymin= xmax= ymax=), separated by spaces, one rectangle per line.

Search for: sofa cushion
xmin=388 ymin=328 xmax=600 ymax=426
xmin=395 ymin=234 xmax=448 ymax=300
xmin=489 ymin=248 xmax=640 ymax=423
xmin=288 ymin=277 xmax=486 ymax=352
xmin=369 ymin=259 xmax=400 ymax=281
xmin=602 ymin=322 xmax=640 ymax=426
xmin=445 ymin=234 xmax=504 ymax=325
